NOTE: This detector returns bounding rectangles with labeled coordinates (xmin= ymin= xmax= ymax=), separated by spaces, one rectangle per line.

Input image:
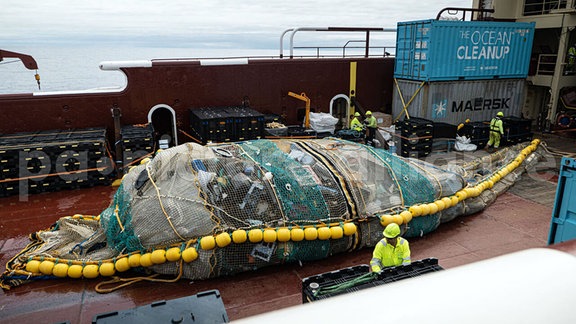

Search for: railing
xmin=280 ymin=27 xmax=396 ymax=58
xmin=292 ymin=44 xmax=395 ymax=59
xmin=523 ymin=0 xmax=570 ymax=16
xmin=536 ymin=54 xmax=557 ymax=75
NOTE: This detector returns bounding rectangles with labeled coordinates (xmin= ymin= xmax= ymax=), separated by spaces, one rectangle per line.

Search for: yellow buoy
xmin=39 ymin=260 xmax=55 ymax=275
xmin=455 ymin=190 xmax=468 ymax=201
xmin=140 ymin=157 xmax=151 ymax=165
xmin=317 ymin=227 xmax=331 ymax=240
xmin=115 ymin=257 xmax=130 ymax=272
xmin=248 ymin=229 xmax=263 ymax=243
xmin=291 ymin=228 xmax=305 ymax=241
xmin=151 ymin=249 xmax=167 ymax=264
xmin=83 ymin=264 xmax=100 ymax=279
xmin=52 ymin=263 xmax=69 ymax=278
xmin=441 ymin=197 xmax=452 ymax=208
xmin=380 ymin=214 xmax=394 ymax=226
xmin=181 ymin=247 xmax=199 ymax=262
xmin=304 ymin=227 xmax=318 ymax=240
xmin=216 ymin=232 xmax=232 ymax=247
xmin=99 ymin=262 xmax=116 ymax=276
xmin=427 ymin=202 xmax=439 ymax=215
xmin=140 ymin=253 xmax=154 ymax=267
xmin=400 ymin=210 xmax=412 ymax=224
xmin=68 ymin=264 xmax=83 ymax=279
xmin=330 ymin=226 xmax=344 ymax=239
xmin=408 ymin=205 xmax=422 ymax=217
xmin=263 ymin=229 xmax=277 ymax=243
xmin=419 ymin=203 xmax=431 ymax=216
xmin=232 ymin=230 xmax=247 ymax=244
xmin=25 ymin=260 xmax=41 ymax=273
xmin=166 ymin=247 xmax=182 ymax=262
xmin=277 ymin=228 xmax=291 ymax=242
xmin=450 ymin=196 xmax=459 ymax=206
xmin=128 ymin=254 xmax=141 ymax=267
xmin=200 ymin=236 xmax=216 ymax=250
xmin=343 ymin=223 xmax=357 ymax=236
xmin=392 ymin=214 xmax=404 ymax=225
xmin=434 ymin=200 xmax=446 ymax=211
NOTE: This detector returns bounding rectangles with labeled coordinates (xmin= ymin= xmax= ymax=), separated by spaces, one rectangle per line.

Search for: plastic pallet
xmin=91 ymin=290 xmax=229 ymax=324
xmin=302 ymin=259 xmax=443 ymax=303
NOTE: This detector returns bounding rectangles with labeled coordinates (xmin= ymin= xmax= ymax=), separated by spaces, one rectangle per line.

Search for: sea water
xmin=0 ymin=46 xmax=280 ymax=94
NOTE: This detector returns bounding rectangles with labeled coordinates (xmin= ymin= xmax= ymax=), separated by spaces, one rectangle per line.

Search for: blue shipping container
xmin=394 ymin=20 xmax=535 ymax=81
xmin=548 ymin=157 xmax=576 ymax=245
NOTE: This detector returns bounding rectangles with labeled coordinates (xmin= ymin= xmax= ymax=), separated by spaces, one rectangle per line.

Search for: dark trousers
xmin=365 ymin=127 xmax=376 ymax=146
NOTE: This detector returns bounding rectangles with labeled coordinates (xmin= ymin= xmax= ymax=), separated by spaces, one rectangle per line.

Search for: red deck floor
xmin=1 ymin=132 xmax=574 ymax=323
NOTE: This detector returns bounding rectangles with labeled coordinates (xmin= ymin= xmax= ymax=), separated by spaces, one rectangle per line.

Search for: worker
xmin=364 ymin=110 xmax=377 ymax=147
xmin=567 ymin=44 xmax=576 ymax=75
xmin=370 ymin=223 xmax=411 ymax=272
xmin=457 ymin=118 xmax=471 ymax=133
xmin=486 ymin=111 xmax=504 ymax=150
xmin=350 ymin=112 xmax=364 ymax=132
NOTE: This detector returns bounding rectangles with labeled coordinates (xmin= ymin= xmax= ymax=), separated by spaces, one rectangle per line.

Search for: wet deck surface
xmin=1 ymin=132 xmax=575 ymax=323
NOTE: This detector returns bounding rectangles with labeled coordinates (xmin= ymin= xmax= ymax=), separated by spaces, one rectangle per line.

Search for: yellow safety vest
xmin=370 ymin=237 xmax=411 ymax=272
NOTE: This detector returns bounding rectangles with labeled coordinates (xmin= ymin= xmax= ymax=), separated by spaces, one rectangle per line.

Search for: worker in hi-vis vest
xmin=350 ymin=112 xmax=364 ymax=132
xmin=486 ymin=111 xmax=504 ymax=149
xmin=363 ymin=110 xmax=377 ymax=147
xmin=370 ymin=223 xmax=411 ymax=272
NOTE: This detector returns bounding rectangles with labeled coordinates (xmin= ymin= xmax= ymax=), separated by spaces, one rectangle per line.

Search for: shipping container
xmin=548 ymin=157 xmax=576 ymax=245
xmin=394 ymin=20 xmax=535 ymax=81
xmin=392 ymin=78 xmax=526 ymax=125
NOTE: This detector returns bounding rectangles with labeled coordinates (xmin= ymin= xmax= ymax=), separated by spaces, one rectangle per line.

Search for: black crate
xmin=189 ymin=108 xmax=236 ymax=144
xmin=401 ymin=148 xmax=431 ymax=158
xmin=0 ymin=128 xmax=112 ymax=197
xmin=91 ymin=290 xmax=228 ymax=324
xmin=401 ymin=140 xmax=432 ymax=151
xmin=502 ymin=116 xmax=532 ymax=136
xmin=433 ymin=122 xmax=457 ymax=139
xmin=302 ymin=259 xmax=443 ymax=303
xmin=460 ymin=122 xmax=490 ymax=139
xmin=503 ymin=132 xmax=533 ymax=146
xmin=228 ymin=106 xmax=265 ymax=141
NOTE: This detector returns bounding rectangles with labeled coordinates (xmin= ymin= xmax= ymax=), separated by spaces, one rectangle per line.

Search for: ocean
xmin=0 ymin=42 xmax=393 ymax=95
xmin=0 ymin=46 xmax=281 ymax=94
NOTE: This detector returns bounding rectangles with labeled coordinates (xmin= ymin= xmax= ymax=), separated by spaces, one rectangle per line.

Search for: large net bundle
xmin=1 ymin=138 xmax=542 ymax=290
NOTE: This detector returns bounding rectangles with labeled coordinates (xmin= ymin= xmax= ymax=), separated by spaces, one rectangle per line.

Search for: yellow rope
xmin=145 ymin=164 xmax=186 ymax=241
xmin=113 ymin=204 xmax=125 ymax=232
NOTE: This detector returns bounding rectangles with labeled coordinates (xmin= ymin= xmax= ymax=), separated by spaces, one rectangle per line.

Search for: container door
xmin=548 ymin=157 xmax=576 ymax=244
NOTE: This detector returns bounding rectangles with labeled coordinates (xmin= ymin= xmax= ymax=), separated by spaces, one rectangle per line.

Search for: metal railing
xmin=536 ymin=54 xmax=557 ymax=75
xmin=292 ymin=44 xmax=395 ymax=59
xmin=280 ymin=27 xmax=396 ymax=59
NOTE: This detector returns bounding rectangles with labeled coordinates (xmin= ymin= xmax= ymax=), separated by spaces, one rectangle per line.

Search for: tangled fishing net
xmin=0 ymin=138 xmax=543 ymax=290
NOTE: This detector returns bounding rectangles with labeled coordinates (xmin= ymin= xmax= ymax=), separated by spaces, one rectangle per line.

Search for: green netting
xmin=369 ymin=148 xmax=436 ymax=206
xmin=238 ymin=140 xmax=330 ymax=222
xmin=100 ymin=182 xmax=144 ymax=253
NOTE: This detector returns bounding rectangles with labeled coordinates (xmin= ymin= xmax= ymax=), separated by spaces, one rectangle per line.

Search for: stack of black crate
xmin=189 ymin=108 xmax=235 ymax=144
xmin=502 ymin=116 xmax=533 ymax=145
xmin=189 ymin=106 xmax=264 ymax=144
xmin=396 ymin=117 xmax=433 ymax=158
xmin=121 ymin=124 xmax=155 ymax=167
xmin=0 ymin=128 xmax=112 ymax=197
xmin=460 ymin=121 xmax=490 ymax=148
xmin=228 ymin=106 xmax=265 ymax=142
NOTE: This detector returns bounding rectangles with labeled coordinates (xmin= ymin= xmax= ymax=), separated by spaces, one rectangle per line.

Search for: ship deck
xmin=1 ymin=131 xmax=576 ymax=323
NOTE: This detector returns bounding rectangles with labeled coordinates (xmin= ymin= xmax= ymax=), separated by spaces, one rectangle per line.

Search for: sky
xmin=2 ymin=0 xmax=473 ymax=49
